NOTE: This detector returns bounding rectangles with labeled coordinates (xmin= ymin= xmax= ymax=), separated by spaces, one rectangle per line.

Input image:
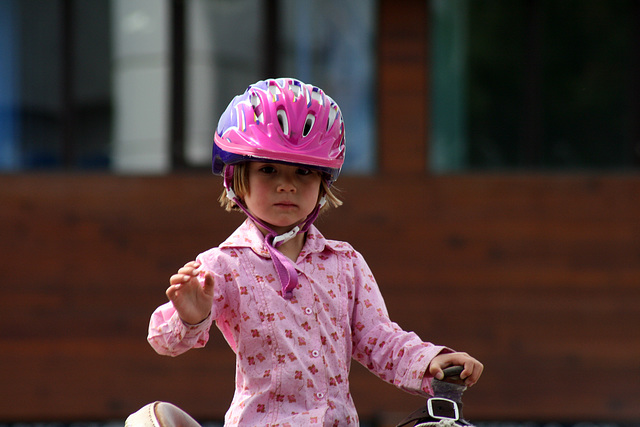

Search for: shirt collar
xmin=220 ymin=218 xmax=345 ymax=259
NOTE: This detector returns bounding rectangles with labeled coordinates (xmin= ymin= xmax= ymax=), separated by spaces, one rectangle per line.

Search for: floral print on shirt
xmin=148 ymin=220 xmax=447 ymax=426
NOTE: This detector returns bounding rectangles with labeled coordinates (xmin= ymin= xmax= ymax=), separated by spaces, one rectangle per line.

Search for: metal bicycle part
xmin=395 ymin=366 xmax=474 ymax=427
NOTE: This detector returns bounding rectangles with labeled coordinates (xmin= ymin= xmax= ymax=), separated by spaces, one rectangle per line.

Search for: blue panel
xmin=0 ymin=0 xmax=20 ymax=170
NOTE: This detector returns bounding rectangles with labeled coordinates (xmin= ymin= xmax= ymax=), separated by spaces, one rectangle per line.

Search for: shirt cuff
xmin=420 ymin=347 xmax=455 ymax=395
xmin=180 ymin=311 xmax=212 ymax=327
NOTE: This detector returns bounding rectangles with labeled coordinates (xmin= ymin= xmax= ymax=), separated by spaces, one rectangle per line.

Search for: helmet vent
xmin=327 ymin=105 xmax=338 ymax=130
xmin=250 ymin=92 xmax=264 ymax=123
xmin=277 ymin=109 xmax=289 ymax=135
xmin=303 ymin=114 xmax=315 ymax=137
xmin=289 ymin=81 xmax=302 ymax=99
xmin=267 ymin=83 xmax=281 ymax=98
xmin=311 ymin=88 xmax=324 ymax=105
xmin=250 ymin=92 xmax=260 ymax=107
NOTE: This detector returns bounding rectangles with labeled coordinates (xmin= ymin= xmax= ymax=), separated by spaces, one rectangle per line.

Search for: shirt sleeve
xmin=147 ymin=249 xmax=232 ymax=356
xmin=348 ymin=250 xmax=451 ymax=396
xmin=147 ymin=301 xmax=214 ymax=357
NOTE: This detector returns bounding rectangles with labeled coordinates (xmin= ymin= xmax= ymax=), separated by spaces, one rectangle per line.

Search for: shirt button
xmin=304 ymin=307 xmax=313 ymax=315
xmin=311 ymin=350 xmax=320 ymax=358
xmin=315 ymin=392 xmax=324 ymax=399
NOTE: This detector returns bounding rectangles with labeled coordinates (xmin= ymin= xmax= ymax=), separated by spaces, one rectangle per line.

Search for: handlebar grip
xmin=442 ymin=366 xmax=464 ymax=378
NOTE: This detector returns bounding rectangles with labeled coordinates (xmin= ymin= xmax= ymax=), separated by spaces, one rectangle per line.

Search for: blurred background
xmin=1 ymin=0 xmax=639 ymax=425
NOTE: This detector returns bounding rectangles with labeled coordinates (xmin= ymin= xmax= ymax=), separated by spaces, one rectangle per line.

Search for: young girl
xmin=148 ymin=78 xmax=483 ymax=426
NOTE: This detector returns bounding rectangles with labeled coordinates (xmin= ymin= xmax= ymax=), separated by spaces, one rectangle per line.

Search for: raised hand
xmin=166 ymin=261 xmax=215 ymax=325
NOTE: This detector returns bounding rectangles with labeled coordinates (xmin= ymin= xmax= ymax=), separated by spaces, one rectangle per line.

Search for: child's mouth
xmin=275 ymin=201 xmax=297 ymax=208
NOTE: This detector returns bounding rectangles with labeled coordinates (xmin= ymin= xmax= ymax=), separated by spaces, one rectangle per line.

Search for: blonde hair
xmin=218 ymin=162 xmax=343 ymax=212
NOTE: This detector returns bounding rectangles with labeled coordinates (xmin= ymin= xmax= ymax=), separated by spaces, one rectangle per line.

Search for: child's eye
xmin=259 ymin=165 xmax=277 ymax=174
xmin=296 ymin=168 xmax=312 ymax=176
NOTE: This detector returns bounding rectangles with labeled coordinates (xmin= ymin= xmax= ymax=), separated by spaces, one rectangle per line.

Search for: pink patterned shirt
xmin=148 ymin=220 xmax=447 ymax=426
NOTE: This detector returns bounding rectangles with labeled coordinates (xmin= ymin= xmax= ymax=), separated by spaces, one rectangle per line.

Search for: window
xmin=0 ymin=0 xmax=377 ymax=173
xmin=277 ymin=0 xmax=377 ymax=173
xmin=181 ymin=0 xmax=377 ymax=173
xmin=0 ymin=0 xmax=112 ymax=170
xmin=431 ymin=0 xmax=640 ymax=172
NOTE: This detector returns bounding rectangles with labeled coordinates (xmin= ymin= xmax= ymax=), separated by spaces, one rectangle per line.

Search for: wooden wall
xmin=1 ymin=0 xmax=639 ymax=424
xmin=1 ymin=173 xmax=639 ymax=423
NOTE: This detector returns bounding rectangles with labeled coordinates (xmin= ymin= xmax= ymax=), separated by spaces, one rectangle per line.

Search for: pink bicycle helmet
xmin=212 ymin=77 xmax=346 ymax=183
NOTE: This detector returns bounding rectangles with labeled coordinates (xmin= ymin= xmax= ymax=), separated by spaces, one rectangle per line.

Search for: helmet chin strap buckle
xmin=223 ymin=165 xmax=236 ymax=201
xmin=272 ymin=226 xmax=300 ymax=247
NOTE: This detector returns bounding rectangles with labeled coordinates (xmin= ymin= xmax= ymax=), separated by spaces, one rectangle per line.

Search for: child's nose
xmin=277 ymin=174 xmax=296 ymax=192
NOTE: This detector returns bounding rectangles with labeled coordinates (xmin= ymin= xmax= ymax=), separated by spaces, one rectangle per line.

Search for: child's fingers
xmin=170 ymin=261 xmax=200 ymax=278
xmin=169 ymin=273 xmax=189 ymax=285
xmin=183 ymin=261 xmax=201 ymax=272
xmin=177 ymin=266 xmax=199 ymax=277
xmin=166 ymin=278 xmax=195 ymax=300
xmin=166 ymin=282 xmax=180 ymax=300
xmin=173 ymin=261 xmax=204 ymax=284
xmin=428 ymin=360 xmax=445 ymax=380
xmin=428 ymin=352 xmax=484 ymax=386
xmin=461 ymin=360 xmax=484 ymax=387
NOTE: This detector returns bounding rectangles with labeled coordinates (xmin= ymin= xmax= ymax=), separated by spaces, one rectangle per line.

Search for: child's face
xmin=243 ymin=161 xmax=322 ymax=235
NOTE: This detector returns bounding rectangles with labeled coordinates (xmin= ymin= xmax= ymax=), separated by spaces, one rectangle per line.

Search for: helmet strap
xmin=223 ymin=164 xmax=236 ymax=200
xmin=222 ymin=164 xmax=326 ymax=299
